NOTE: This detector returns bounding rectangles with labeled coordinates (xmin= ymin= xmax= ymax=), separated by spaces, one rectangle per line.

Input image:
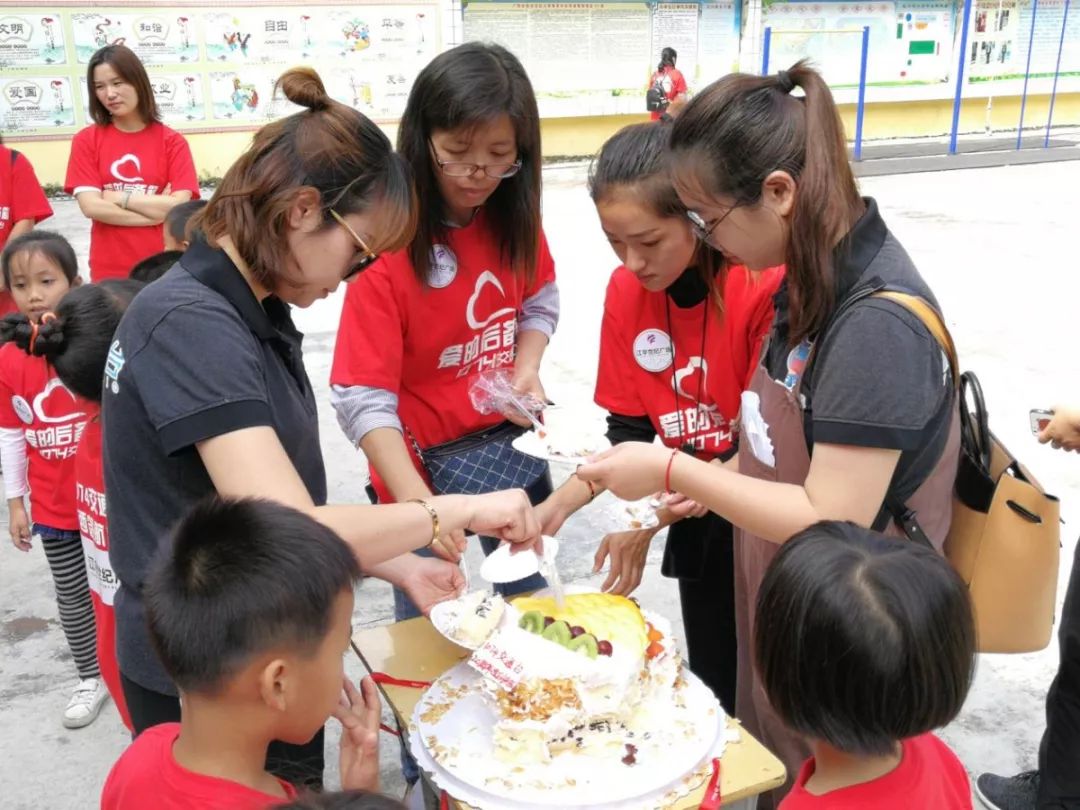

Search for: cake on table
xmin=454 ymin=591 xmax=684 ymax=763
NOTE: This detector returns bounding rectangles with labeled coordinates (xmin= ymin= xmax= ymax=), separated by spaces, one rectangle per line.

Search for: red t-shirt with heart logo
xmin=0 ymin=344 xmax=89 ymax=529
xmin=64 ymin=122 xmax=199 ymax=281
xmin=330 ymin=212 xmax=556 ymax=490
xmin=594 ymin=264 xmax=783 ymax=459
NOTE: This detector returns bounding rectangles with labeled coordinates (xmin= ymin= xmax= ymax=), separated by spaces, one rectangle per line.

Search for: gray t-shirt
xmin=765 ymin=198 xmax=953 ymax=516
xmin=103 ymin=242 xmax=326 ymax=695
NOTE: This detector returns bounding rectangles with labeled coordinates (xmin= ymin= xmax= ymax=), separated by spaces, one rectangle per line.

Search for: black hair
xmin=165 ymin=199 xmax=208 ymax=245
xmin=277 ymin=790 xmax=406 ymax=810
xmin=129 ymin=250 xmax=183 ymax=283
xmin=755 ymin=521 xmax=976 ymax=757
xmin=589 ymin=122 xmax=683 ymax=218
xmin=146 ymin=497 xmax=361 ymax=694
xmin=398 ymin=42 xmax=541 ymax=286
xmin=0 ymin=279 xmax=144 ymax=401
xmin=86 ymin=44 xmax=161 ymax=127
xmin=588 ymin=121 xmax=724 ymax=308
xmin=670 ymin=61 xmax=864 ymax=346
xmin=1 ymin=230 xmax=79 ymax=287
xmin=658 ymin=47 xmax=677 ymax=72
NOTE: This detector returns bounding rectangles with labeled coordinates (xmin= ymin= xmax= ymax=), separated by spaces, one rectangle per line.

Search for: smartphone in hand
xmin=1030 ymin=409 xmax=1054 ymax=436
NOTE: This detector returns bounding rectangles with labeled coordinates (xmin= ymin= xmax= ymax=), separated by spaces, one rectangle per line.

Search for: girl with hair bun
xmin=14 ymin=279 xmax=147 ymax=733
xmin=0 ymin=230 xmax=105 ymax=729
xmin=102 ymin=66 xmax=542 ymax=788
xmin=577 ymin=62 xmax=960 ymax=804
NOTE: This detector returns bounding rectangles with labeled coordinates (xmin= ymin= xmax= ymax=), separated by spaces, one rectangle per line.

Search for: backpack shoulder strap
xmin=872 ymin=290 xmax=959 ymax=388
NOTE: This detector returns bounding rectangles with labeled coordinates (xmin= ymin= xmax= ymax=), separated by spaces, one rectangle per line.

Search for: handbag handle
xmin=959 ymin=371 xmax=993 ymax=474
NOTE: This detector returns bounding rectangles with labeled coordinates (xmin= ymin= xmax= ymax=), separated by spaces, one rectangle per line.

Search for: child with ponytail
xmin=0 ymin=231 xmax=108 ymax=729
xmin=15 ymin=278 xmax=146 ymax=732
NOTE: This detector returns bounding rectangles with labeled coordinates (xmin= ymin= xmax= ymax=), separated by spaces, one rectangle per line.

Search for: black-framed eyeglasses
xmin=428 ymin=139 xmax=522 ymax=179
xmin=686 ymin=206 xmax=736 ymax=247
xmin=330 ymin=209 xmax=379 ymax=281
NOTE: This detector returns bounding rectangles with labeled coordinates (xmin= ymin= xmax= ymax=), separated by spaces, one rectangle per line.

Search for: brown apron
xmin=734 ymin=347 xmax=961 ymax=807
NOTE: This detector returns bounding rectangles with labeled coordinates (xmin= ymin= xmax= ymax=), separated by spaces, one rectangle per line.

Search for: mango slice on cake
xmin=512 ymin=593 xmax=648 ymax=656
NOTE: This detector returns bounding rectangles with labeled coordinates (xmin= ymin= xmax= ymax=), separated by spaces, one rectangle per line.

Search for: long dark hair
xmin=195 ymin=67 xmax=415 ymax=291
xmin=670 ymin=61 xmax=864 ymax=346
xmin=588 ymin=121 xmax=724 ymax=310
xmin=755 ymin=521 xmax=975 ymax=756
xmin=658 ymin=47 xmax=677 ymax=72
xmin=397 ymin=42 xmax=541 ymax=286
xmin=87 ymin=45 xmax=160 ymax=126
xmin=0 ymin=280 xmax=144 ymax=401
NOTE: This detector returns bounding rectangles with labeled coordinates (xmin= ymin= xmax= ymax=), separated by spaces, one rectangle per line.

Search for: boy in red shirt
xmin=101 ymin=498 xmax=382 ymax=809
xmin=755 ymin=521 xmax=974 ymax=810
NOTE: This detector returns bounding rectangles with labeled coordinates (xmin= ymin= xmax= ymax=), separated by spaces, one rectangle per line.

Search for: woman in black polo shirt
xmin=101 ymin=67 xmax=540 ymax=788
xmin=577 ymin=61 xmax=960 ymax=807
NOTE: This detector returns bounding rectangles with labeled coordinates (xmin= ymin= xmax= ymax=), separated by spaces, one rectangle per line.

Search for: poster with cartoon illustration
xmin=203 ymin=11 xmax=321 ymax=64
xmin=1 ymin=76 xmax=76 ymax=132
xmin=208 ymin=69 xmax=300 ymax=122
xmin=150 ymin=73 xmax=206 ymax=123
xmin=70 ymin=13 xmax=128 ymax=62
xmin=120 ymin=13 xmax=200 ymax=64
xmin=0 ymin=12 xmax=67 ymax=68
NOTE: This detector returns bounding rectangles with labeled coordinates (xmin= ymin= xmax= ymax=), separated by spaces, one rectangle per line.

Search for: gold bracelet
xmin=407 ymin=498 xmax=440 ymax=549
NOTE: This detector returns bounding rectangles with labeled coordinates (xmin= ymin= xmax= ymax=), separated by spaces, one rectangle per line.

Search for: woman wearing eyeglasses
xmin=331 ymin=42 xmax=559 ymax=639
xmin=533 ymin=121 xmax=782 ymax=717
xmin=101 ymin=67 xmax=542 ymax=788
xmin=576 ymin=63 xmax=960 ymax=806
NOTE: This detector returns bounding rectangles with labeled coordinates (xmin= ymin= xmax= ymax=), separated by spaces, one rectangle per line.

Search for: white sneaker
xmin=62 ymin=678 xmax=109 ymax=729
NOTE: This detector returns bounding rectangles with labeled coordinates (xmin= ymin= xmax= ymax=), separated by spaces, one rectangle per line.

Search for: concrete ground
xmin=2 ymin=159 xmax=1079 ymax=808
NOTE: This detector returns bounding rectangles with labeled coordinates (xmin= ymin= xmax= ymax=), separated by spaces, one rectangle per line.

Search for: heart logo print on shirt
xmin=33 ymin=377 xmax=86 ymax=424
xmin=110 ymin=153 xmax=144 ymax=184
xmin=466 ymin=270 xmax=515 ymax=330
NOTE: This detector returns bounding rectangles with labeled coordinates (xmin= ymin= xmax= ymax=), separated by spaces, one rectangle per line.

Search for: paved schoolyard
xmin=2 ymin=159 xmax=1079 ymax=807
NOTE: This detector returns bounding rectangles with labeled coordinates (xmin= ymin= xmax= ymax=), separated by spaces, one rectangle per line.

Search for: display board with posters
xmin=968 ymin=0 xmax=1080 ymax=80
xmin=463 ymin=0 xmax=741 ymax=116
xmin=0 ymin=1 xmax=440 ymax=138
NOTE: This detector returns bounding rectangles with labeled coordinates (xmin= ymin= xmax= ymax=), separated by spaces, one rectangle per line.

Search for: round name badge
xmin=11 ymin=395 xmax=32 ymax=425
xmin=428 ymin=244 xmax=458 ymax=288
xmin=633 ymin=328 xmax=673 ymax=372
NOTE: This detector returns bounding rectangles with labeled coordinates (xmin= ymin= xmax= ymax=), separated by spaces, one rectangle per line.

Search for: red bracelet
xmin=664 ymin=448 xmax=679 ymax=494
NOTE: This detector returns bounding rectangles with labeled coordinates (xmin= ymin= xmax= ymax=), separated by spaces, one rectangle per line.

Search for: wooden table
xmin=352 ymin=617 xmax=786 ymax=809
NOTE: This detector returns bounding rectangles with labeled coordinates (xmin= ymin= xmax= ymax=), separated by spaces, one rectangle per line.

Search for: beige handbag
xmin=878 ymin=292 xmax=1060 ymax=654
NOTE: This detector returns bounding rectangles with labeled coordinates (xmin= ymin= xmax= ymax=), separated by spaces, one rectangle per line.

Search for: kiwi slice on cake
xmin=541 ymin=620 xmax=572 ymax=645
xmin=518 ymin=610 xmax=546 ymax=634
xmin=567 ymin=633 xmax=599 ymax=658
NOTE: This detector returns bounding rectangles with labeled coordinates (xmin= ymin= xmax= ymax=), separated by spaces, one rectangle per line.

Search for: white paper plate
xmin=511 ymin=430 xmax=608 ymax=465
xmin=429 ymin=595 xmax=489 ymax=651
xmin=479 ymin=536 xmax=559 ymax=584
xmin=411 ymin=662 xmax=726 ymax=809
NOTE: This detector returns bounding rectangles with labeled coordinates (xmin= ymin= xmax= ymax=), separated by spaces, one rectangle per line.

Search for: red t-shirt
xmin=0 ymin=145 xmax=53 ymax=253
xmin=75 ymin=414 xmax=132 ymax=731
xmin=330 ymin=212 xmax=556 ymax=498
xmin=594 ymin=265 xmax=782 ymax=459
xmin=779 ymin=733 xmax=972 ymax=810
xmin=101 ymin=723 xmax=299 ymax=810
xmin=0 ymin=344 xmax=87 ymax=529
xmin=64 ymin=122 xmax=199 ymax=281
xmin=649 ymin=66 xmax=688 ymax=120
